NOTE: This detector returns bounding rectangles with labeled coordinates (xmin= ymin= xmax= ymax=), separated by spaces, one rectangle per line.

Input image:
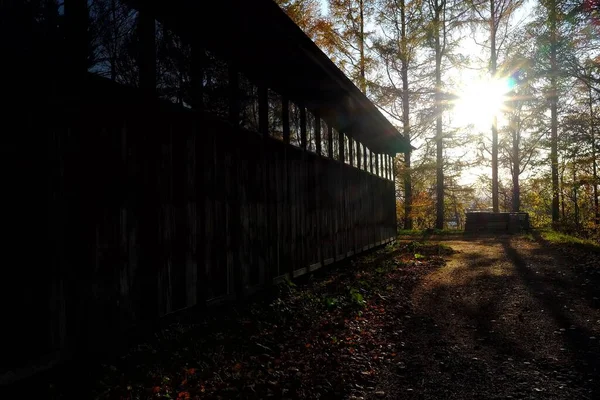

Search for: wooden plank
xmin=356 ymin=139 xmax=361 ymax=170
xmin=315 ymin=113 xmax=321 ymax=155
xmin=348 ymin=137 xmax=354 ymax=167
xmin=328 ymin=125 xmax=333 ymax=159
xmin=282 ymin=95 xmax=290 ymax=144
xmin=300 ymin=105 xmax=307 ymax=150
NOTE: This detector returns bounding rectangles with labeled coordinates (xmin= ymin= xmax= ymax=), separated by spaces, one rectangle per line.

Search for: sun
xmin=452 ymin=76 xmax=514 ymax=131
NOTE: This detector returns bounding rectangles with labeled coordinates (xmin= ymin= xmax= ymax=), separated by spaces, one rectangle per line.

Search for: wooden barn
xmin=1 ymin=0 xmax=410 ymax=381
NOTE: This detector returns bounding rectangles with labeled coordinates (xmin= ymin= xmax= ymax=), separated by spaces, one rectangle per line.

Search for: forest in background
xmin=277 ymin=0 xmax=600 ymax=236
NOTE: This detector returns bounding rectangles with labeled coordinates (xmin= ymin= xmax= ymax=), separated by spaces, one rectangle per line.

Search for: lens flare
xmin=452 ymin=76 xmax=512 ymax=130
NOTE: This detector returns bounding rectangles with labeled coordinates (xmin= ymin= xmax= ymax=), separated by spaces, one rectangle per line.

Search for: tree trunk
xmin=590 ymin=83 xmax=599 ymax=227
xmin=549 ymin=0 xmax=560 ymax=225
xmin=573 ymin=168 xmax=579 ymax=229
xmin=359 ymin=0 xmax=366 ymax=93
xmin=404 ymin=151 xmax=412 ymax=229
xmin=512 ymin=129 xmax=520 ymax=212
xmin=400 ymin=0 xmax=413 ymax=229
xmin=434 ymin=4 xmax=444 ymax=230
xmin=490 ymin=0 xmax=499 ymax=212
xmin=560 ymin=167 xmax=565 ymax=221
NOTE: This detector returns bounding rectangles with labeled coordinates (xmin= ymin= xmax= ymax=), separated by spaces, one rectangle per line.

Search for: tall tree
xmin=548 ymin=0 xmax=560 ymax=225
xmin=423 ymin=0 xmax=456 ymax=229
xmin=469 ymin=0 xmax=523 ymax=212
xmin=328 ymin=0 xmax=374 ymax=92
xmin=372 ymin=0 xmax=426 ymax=229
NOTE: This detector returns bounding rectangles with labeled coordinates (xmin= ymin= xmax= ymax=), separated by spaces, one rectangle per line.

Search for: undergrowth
xmin=538 ymin=229 xmax=600 ymax=253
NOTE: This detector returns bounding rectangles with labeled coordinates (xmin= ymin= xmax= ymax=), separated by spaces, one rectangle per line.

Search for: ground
xmin=10 ymin=232 xmax=600 ymax=399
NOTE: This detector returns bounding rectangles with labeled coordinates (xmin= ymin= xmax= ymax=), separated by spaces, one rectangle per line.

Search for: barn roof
xmin=127 ymin=0 xmax=410 ymax=155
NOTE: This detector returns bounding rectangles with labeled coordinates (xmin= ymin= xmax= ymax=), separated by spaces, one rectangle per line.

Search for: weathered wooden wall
xmin=2 ymin=77 xmax=396 ymax=377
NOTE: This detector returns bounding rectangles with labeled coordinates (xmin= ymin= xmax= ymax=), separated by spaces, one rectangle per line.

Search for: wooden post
xmin=339 ymin=132 xmax=345 ymax=164
xmin=314 ymin=113 xmax=323 ymax=266
xmin=328 ymin=125 xmax=333 ymax=159
xmin=282 ymin=95 xmax=290 ymax=144
xmin=349 ymin=137 xmax=354 ymax=167
xmin=356 ymin=140 xmax=361 ymax=170
xmin=282 ymin=95 xmax=292 ymax=279
xmin=299 ymin=104 xmax=307 ymax=271
xmin=315 ymin=113 xmax=321 ymax=155
xmin=385 ymin=155 xmax=389 ymax=180
xmin=300 ymin=105 xmax=307 ymax=150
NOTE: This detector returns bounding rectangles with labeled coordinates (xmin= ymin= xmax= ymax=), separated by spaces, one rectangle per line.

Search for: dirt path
xmin=378 ymin=236 xmax=600 ymax=399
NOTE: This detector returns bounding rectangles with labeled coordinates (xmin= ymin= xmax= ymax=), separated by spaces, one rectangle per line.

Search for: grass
xmin=537 ymin=228 xmax=600 ymax=253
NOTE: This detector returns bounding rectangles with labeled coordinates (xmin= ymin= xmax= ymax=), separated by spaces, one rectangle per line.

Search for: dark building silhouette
xmin=0 ymin=0 xmax=410 ymax=382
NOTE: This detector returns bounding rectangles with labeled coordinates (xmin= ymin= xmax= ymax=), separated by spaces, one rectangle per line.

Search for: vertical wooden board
xmin=207 ymin=126 xmax=228 ymax=300
xmin=269 ymin=140 xmax=279 ymax=278
xmin=321 ymin=160 xmax=331 ymax=262
xmin=288 ymin=155 xmax=296 ymax=276
xmin=281 ymin=145 xmax=290 ymax=278
xmin=132 ymin=109 xmax=159 ymax=321
xmin=344 ymin=165 xmax=350 ymax=255
xmin=157 ymin=118 xmax=174 ymax=316
xmin=310 ymin=155 xmax=320 ymax=265
xmin=118 ymin=119 xmax=138 ymax=326
xmin=221 ymin=133 xmax=239 ymax=296
xmin=224 ymin=134 xmax=238 ymax=298
xmin=335 ymin=162 xmax=342 ymax=258
xmin=346 ymin=166 xmax=353 ymax=254
xmin=258 ymin=136 xmax=268 ymax=283
xmin=47 ymin=125 xmax=68 ymax=355
xmin=239 ymin=136 xmax=252 ymax=288
xmin=195 ymin=120 xmax=208 ymax=307
xmin=276 ymin=142 xmax=286 ymax=278
xmin=292 ymin=155 xmax=301 ymax=273
xmin=250 ymin=136 xmax=262 ymax=285
xmin=315 ymin=154 xmax=322 ymax=267
xmin=185 ymin=121 xmax=198 ymax=308
xmin=171 ymin=119 xmax=188 ymax=312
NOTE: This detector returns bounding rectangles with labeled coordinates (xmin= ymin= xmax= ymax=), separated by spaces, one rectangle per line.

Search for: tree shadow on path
xmin=502 ymin=236 xmax=600 ymax=389
xmin=380 ymin=236 xmax=600 ymax=399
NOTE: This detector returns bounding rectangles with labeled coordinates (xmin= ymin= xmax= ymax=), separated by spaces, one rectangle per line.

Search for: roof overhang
xmin=126 ymin=0 xmax=411 ymax=155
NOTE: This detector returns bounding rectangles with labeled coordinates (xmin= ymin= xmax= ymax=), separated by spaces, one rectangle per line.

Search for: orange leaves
xmin=177 ymin=391 xmax=191 ymax=399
